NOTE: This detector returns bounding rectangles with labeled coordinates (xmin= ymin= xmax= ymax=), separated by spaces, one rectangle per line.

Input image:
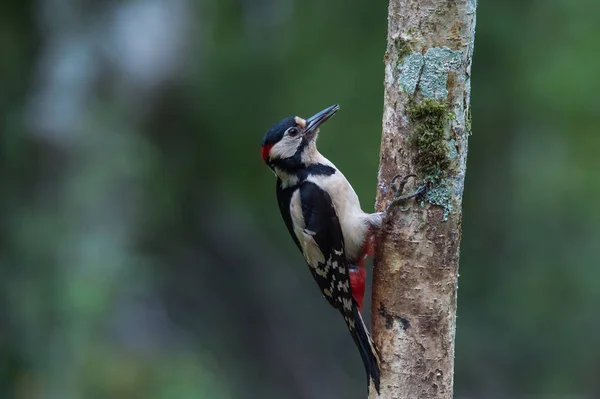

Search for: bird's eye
xmin=288 ymin=127 xmax=299 ymax=137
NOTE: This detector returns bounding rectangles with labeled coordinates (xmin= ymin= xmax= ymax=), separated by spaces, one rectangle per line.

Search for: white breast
xmin=307 ymin=166 xmax=370 ymax=261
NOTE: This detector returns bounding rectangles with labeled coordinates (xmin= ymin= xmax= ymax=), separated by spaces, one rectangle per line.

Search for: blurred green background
xmin=1 ymin=0 xmax=599 ymax=398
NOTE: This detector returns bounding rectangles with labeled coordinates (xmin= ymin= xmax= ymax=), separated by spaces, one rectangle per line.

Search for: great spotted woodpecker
xmin=261 ymin=104 xmax=423 ymax=393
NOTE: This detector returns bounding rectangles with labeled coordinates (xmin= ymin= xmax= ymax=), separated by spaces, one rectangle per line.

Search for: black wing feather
xmin=298 ymin=182 xmax=350 ymax=310
xmin=298 ymin=182 xmax=381 ymax=393
xmin=275 ymin=179 xmax=380 ymax=393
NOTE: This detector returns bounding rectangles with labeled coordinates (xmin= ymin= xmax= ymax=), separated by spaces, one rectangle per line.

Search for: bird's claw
xmin=385 ymin=174 xmax=427 ymax=215
xmin=390 ymin=174 xmax=416 ymax=196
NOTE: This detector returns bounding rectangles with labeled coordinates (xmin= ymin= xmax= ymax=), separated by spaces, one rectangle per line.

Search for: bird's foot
xmin=385 ymin=174 xmax=427 ymax=215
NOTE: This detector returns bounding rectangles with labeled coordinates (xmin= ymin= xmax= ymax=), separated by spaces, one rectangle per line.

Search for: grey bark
xmin=370 ymin=1 xmax=477 ymax=398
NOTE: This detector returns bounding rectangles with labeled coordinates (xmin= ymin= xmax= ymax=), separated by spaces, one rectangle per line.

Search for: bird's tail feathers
xmin=350 ymin=301 xmax=381 ymax=394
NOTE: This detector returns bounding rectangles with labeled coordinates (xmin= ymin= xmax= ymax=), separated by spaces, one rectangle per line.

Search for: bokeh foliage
xmin=1 ymin=0 xmax=599 ymax=398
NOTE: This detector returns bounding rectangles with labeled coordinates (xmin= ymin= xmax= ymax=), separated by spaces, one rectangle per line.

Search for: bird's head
xmin=261 ymin=104 xmax=339 ymax=169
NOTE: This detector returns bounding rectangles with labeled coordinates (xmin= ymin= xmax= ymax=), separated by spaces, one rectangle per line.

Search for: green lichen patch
xmin=407 ymin=98 xmax=452 ymax=179
xmin=395 ymin=38 xmax=421 ymax=94
xmin=398 ymin=53 xmax=424 ymax=94
xmin=419 ymin=47 xmax=462 ymax=99
xmin=423 ymin=183 xmax=453 ymax=222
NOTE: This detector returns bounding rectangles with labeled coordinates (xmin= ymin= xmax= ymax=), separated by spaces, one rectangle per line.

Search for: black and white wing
xmin=287 ymin=181 xmax=381 ymax=393
xmin=292 ymin=182 xmax=353 ymax=313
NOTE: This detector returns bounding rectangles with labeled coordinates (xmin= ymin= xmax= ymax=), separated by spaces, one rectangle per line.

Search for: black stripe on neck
xmin=275 ymin=163 xmax=336 ymax=187
xmin=270 ymin=140 xmax=335 ymax=182
xmin=270 ymin=139 xmax=308 ymax=171
xmin=302 ymin=163 xmax=336 ymax=178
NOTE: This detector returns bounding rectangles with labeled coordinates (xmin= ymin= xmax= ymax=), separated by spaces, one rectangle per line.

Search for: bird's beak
xmin=304 ymin=104 xmax=340 ymax=138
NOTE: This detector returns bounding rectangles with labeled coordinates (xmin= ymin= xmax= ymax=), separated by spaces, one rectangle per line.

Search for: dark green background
xmin=1 ymin=0 xmax=599 ymax=398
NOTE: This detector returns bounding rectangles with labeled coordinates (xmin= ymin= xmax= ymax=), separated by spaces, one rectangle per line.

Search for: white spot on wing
xmin=342 ymin=298 xmax=352 ymax=311
xmin=291 ymin=190 xmax=326 ymax=274
xmin=337 ymin=280 xmax=349 ymax=293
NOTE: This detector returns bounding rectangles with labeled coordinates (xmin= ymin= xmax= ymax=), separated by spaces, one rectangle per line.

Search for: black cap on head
xmin=261 ymin=116 xmax=296 ymax=147
xmin=260 ymin=105 xmax=339 ymax=165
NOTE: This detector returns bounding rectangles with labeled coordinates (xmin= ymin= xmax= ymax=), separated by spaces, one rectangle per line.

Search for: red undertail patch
xmin=350 ymin=265 xmax=366 ymax=312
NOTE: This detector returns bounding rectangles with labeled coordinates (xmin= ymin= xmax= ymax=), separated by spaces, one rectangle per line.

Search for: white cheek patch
xmin=294 ymin=116 xmax=306 ymax=128
xmin=270 ymin=135 xmax=300 ymax=160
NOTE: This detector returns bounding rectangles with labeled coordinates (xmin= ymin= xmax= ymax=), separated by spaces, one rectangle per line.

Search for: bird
xmin=260 ymin=104 xmax=423 ymax=394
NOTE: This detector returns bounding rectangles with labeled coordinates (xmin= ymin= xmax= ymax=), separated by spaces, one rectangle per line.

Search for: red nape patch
xmin=261 ymin=144 xmax=273 ymax=163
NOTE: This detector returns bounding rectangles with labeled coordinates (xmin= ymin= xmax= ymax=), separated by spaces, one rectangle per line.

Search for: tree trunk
xmin=370 ymin=0 xmax=477 ymax=398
